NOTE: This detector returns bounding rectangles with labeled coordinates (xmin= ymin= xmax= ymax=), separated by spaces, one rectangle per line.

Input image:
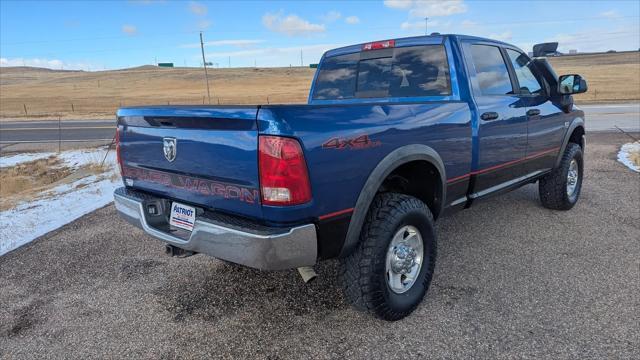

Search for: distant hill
xmin=0 ymin=66 xmax=84 ymax=74
xmin=0 ymin=51 xmax=637 ymax=120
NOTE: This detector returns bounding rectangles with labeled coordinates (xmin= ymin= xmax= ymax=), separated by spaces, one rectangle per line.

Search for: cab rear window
xmin=312 ymin=45 xmax=451 ymax=100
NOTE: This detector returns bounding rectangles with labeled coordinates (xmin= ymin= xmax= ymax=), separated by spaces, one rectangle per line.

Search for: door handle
xmin=480 ymin=112 xmax=499 ymax=121
xmin=527 ymin=109 xmax=541 ymax=116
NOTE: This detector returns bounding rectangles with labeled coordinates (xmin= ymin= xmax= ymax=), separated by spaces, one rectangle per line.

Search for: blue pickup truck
xmin=114 ymin=34 xmax=587 ymax=320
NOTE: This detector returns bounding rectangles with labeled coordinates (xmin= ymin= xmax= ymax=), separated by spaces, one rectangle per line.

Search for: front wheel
xmin=340 ymin=193 xmax=437 ymax=321
xmin=539 ymin=143 xmax=584 ymax=210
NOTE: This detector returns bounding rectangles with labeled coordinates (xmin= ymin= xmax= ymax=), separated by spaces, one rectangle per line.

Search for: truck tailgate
xmin=117 ymin=106 xmax=261 ymax=218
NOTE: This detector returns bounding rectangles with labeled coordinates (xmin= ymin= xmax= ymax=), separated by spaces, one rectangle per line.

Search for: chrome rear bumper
xmin=113 ymin=187 xmax=317 ymax=270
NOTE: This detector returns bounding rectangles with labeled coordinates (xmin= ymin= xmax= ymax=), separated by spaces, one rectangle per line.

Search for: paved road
xmin=1 ymin=132 xmax=638 ymax=359
xmin=0 ymin=119 xmax=115 ymax=144
xmin=0 ymin=103 xmax=638 ymax=145
xmin=579 ymin=103 xmax=640 ymax=132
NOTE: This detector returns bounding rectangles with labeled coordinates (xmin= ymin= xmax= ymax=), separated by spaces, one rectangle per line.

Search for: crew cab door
xmin=461 ymin=41 xmax=529 ymax=196
xmin=503 ymin=48 xmax=565 ymax=173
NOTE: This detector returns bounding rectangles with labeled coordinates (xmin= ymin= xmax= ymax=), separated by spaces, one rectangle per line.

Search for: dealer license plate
xmin=169 ymin=202 xmax=196 ymax=232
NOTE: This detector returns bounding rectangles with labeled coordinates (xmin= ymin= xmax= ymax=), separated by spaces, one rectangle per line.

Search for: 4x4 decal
xmin=322 ymin=135 xmax=381 ymax=150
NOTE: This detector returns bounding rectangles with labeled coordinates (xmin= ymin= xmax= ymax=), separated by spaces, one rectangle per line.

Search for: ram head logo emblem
xmin=163 ymin=137 xmax=177 ymax=162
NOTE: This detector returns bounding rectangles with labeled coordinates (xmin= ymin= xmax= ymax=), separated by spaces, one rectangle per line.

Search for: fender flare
xmin=555 ymin=117 xmax=585 ymax=167
xmin=339 ymin=144 xmax=446 ymax=257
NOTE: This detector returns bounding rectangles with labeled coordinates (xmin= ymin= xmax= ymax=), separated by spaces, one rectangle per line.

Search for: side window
xmin=505 ymin=49 xmax=543 ymax=95
xmin=469 ymin=44 xmax=514 ymax=95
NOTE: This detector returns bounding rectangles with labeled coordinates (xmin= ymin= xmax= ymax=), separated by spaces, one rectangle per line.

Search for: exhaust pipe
xmin=297 ymin=266 xmax=317 ymax=283
xmin=165 ymin=244 xmax=196 ymax=258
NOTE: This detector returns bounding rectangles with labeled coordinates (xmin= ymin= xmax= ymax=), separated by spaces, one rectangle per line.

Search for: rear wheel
xmin=539 ymin=143 xmax=584 ymax=210
xmin=340 ymin=193 xmax=437 ymax=321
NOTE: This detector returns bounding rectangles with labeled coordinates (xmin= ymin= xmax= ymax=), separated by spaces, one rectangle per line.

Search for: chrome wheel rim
xmin=385 ymin=225 xmax=424 ymax=294
xmin=567 ymin=159 xmax=579 ymax=196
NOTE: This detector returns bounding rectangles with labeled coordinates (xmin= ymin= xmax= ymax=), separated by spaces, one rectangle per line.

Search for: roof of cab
xmin=322 ymin=34 xmax=518 ymax=58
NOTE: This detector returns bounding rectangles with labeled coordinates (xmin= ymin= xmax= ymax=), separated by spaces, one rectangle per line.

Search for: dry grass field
xmin=0 ymin=51 xmax=638 ymax=120
xmin=0 ymin=152 xmax=116 ymax=211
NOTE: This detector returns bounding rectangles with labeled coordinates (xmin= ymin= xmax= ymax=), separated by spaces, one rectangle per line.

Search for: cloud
xmin=345 ymin=16 xmax=360 ymax=24
xmin=205 ymin=43 xmax=339 ymax=58
xmin=321 ymin=11 xmax=341 ymax=23
xmin=410 ymin=0 xmax=467 ymax=17
xmin=489 ymin=30 xmax=513 ymax=42
xmin=122 ymin=24 xmax=137 ymax=35
xmin=401 ymin=19 xmax=448 ymax=31
xmin=181 ymin=39 xmax=265 ymax=48
xmin=204 ymin=43 xmax=343 ymax=66
xmin=0 ymin=57 xmax=92 ymax=70
xmin=385 ymin=0 xmax=467 ymax=17
xmin=262 ymin=12 xmax=325 ymax=36
xmin=197 ymin=19 xmax=212 ymax=29
xmin=461 ymin=19 xmax=477 ymax=28
xmin=129 ymin=0 xmax=165 ymax=4
xmin=189 ymin=1 xmax=207 ymax=16
xmin=384 ymin=0 xmax=413 ymax=9
xmin=544 ymin=28 xmax=640 ymax=53
xmin=600 ymin=9 xmax=619 ymax=19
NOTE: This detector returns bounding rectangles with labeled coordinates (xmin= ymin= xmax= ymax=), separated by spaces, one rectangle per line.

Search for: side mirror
xmin=558 ymin=74 xmax=588 ymax=95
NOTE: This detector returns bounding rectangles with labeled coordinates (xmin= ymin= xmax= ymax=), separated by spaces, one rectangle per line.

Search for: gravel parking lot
xmin=1 ymin=132 xmax=638 ymax=359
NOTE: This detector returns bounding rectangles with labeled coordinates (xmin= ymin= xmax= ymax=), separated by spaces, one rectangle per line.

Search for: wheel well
xmin=569 ymin=126 xmax=585 ymax=149
xmin=377 ymin=160 xmax=443 ymax=219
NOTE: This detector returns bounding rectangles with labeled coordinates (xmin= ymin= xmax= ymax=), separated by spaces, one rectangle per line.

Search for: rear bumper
xmin=113 ymin=187 xmax=317 ymax=270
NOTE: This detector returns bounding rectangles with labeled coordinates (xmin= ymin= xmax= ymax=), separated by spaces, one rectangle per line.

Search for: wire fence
xmin=0 ymin=94 xmax=309 ymax=119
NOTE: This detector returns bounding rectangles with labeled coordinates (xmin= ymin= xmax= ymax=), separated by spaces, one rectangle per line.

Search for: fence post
xmin=217 ymin=97 xmax=220 ymax=105
xmin=58 ymin=116 xmax=62 ymax=153
xmin=71 ymin=103 xmax=75 ymax=112
xmin=267 ymin=96 xmax=270 ymax=104
xmin=23 ymin=104 xmax=28 ymax=115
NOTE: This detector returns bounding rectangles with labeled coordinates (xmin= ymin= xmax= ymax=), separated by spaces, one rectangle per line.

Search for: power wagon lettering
xmin=122 ymin=165 xmax=259 ymax=204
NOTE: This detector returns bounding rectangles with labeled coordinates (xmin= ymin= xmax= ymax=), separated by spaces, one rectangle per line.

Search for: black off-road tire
xmin=340 ymin=193 xmax=437 ymax=321
xmin=539 ymin=143 xmax=584 ymax=210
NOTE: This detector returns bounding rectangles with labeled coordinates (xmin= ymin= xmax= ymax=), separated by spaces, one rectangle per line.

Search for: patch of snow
xmin=0 ymin=147 xmax=121 ymax=256
xmin=617 ymin=142 xmax=640 ymax=173
xmin=0 ymin=148 xmax=113 ymax=169
xmin=0 ymin=152 xmax=55 ymax=168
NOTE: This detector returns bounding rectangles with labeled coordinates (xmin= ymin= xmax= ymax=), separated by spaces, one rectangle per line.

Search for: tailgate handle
xmin=481 ymin=112 xmax=499 ymax=121
xmin=526 ymin=109 xmax=541 ymax=116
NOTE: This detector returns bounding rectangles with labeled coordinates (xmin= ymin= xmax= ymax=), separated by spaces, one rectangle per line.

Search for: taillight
xmin=258 ymin=135 xmax=312 ymax=206
xmin=115 ymin=127 xmax=123 ymax=174
xmin=362 ymin=39 xmax=395 ymax=51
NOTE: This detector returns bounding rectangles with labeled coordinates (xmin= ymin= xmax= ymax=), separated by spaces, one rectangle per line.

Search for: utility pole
xmin=300 ymin=50 xmax=303 ymax=67
xmin=199 ymin=31 xmax=211 ymax=104
xmin=425 ymin=17 xmax=428 ymax=35
xmin=228 ymin=56 xmax=231 ymax=68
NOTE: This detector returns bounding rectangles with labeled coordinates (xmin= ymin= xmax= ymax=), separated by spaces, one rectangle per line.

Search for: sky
xmin=1 ymin=0 xmax=639 ymax=70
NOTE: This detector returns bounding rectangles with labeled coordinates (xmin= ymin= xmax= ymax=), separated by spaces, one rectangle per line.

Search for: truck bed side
xmin=257 ymin=102 xmax=472 ymax=257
